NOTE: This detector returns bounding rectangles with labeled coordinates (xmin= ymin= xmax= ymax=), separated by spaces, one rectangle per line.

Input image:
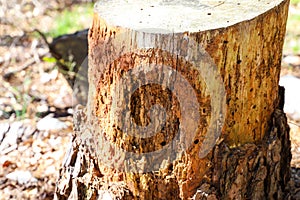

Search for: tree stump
xmin=55 ymin=0 xmax=292 ymax=199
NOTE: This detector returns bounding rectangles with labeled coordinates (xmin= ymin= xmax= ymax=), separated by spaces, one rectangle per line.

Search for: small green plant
xmin=56 ymin=56 xmax=77 ymax=79
xmin=14 ymin=95 xmax=32 ymax=119
xmin=43 ymin=55 xmax=85 ymax=82
xmin=48 ymin=3 xmax=94 ymax=38
xmin=9 ymin=77 xmax=34 ymax=120
xmin=293 ymin=44 xmax=300 ymax=54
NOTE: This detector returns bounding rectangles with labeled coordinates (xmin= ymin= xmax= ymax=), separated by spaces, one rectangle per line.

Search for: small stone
xmin=6 ymin=170 xmax=37 ymax=185
xmin=0 ymin=122 xmax=22 ymax=152
xmin=44 ymin=165 xmax=56 ymax=176
xmin=37 ymin=115 xmax=67 ymax=131
xmin=40 ymin=70 xmax=57 ymax=83
xmin=282 ymin=55 xmax=300 ymax=66
xmin=40 ymin=73 xmax=51 ymax=83
xmin=279 ymin=75 xmax=300 ymax=121
xmin=36 ymin=103 xmax=48 ymax=113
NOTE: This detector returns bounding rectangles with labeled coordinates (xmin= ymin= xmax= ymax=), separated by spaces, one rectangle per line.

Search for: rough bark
xmin=56 ymin=104 xmax=291 ymax=199
xmin=55 ymin=0 xmax=291 ymax=199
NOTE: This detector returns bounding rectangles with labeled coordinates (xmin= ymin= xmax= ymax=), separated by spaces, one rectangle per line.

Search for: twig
xmin=2 ymin=28 xmax=52 ymax=79
xmin=32 ymin=28 xmax=51 ymax=47
xmin=289 ymin=121 xmax=300 ymax=127
xmin=0 ymin=144 xmax=18 ymax=155
xmin=3 ymin=52 xmax=48 ymax=80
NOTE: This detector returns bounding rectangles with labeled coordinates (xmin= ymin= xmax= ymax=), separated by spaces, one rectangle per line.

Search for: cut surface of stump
xmin=55 ymin=0 xmax=291 ymax=199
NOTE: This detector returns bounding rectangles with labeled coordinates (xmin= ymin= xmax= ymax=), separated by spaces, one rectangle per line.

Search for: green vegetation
xmin=47 ymin=3 xmax=94 ymax=38
xmin=291 ymin=0 xmax=300 ymax=5
xmin=283 ymin=2 xmax=300 ymax=54
xmin=3 ymin=77 xmax=34 ymax=120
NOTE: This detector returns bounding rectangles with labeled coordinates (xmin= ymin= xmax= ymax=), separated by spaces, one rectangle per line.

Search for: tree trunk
xmin=55 ymin=0 xmax=292 ymax=199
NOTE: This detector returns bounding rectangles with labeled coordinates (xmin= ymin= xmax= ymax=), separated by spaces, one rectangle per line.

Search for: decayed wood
xmin=55 ymin=0 xmax=291 ymax=199
xmin=56 ymin=104 xmax=291 ymax=199
xmin=89 ymin=0 xmax=290 ymax=146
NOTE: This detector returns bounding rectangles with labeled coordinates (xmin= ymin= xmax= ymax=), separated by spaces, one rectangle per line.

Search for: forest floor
xmin=0 ymin=0 xmax=300 ymax=199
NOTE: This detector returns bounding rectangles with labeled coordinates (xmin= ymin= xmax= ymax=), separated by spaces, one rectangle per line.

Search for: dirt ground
xmin=0 ymin=0 xmax=300 ymax=199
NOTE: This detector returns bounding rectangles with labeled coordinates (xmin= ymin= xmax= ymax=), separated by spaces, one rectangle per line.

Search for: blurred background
xmin=0 ymin=0 xmax=300 ymax=199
